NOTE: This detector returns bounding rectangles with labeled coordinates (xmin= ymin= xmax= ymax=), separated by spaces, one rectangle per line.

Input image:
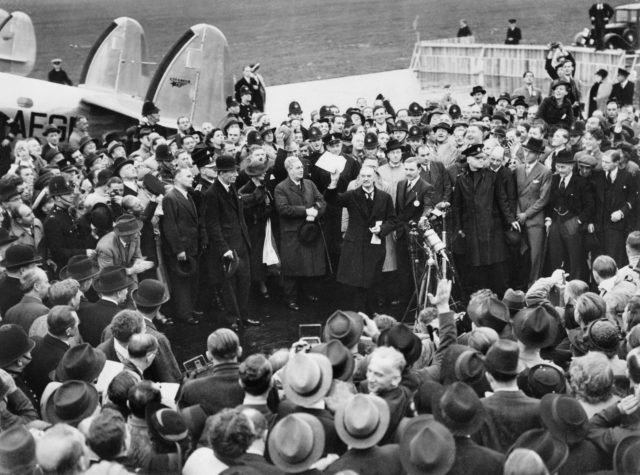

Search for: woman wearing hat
xmin=537 ymin=80 xmax=574 ymax=130
xmin=239 ymin=152 xmax=277 ymax=299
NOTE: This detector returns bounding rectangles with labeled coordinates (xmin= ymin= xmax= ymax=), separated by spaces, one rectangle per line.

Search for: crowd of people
xmin=1 ymin=40 xmax=640 ymax=473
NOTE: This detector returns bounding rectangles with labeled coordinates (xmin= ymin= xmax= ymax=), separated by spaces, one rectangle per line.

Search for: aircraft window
xmin=17 ymin=97 xmax=33 ymax=108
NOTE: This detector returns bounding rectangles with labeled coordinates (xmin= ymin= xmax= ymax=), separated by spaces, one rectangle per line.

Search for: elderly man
xmin=0 ymin=244 xmax=42 ymax=315
xmin=4 ymin=267 xmax=50 ymax=333
xmin=275 ymin=156 xmax=327 ymax=311
xmin=10 ymin=204 xmax=44 ymax=253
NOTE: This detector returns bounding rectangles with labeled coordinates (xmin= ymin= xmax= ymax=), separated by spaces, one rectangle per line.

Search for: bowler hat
xmin=508 ymin=429 xmax=569 ymax=474
xmin=132 ymin=279 xmax=169 ymax=307
xmin=346 ymin=107 xmax=365 ymax=125
xmin=112 ymin=156 xmax=134 ymax=177
xmin=142 ymin=101 xmax=159 ymax=116
xmin=268 ymin=413 xmax=325 ymax=473
xmin=385 ymin=138 xmax=403 ymax=153
xmin=175 ymin=255 xmax=198 ymax=278
xmin=324 ymin=310 xmax=364 ymax=348
xmin=540 ymin=393 xmax=588 ymax=445
xmin=614 ymin=434 xmax=640 ymax=474
xmin=93 ymin=265 xmax=134 ymax=294
xmin=55 ymin=343 xmax=107 ymax=382
xmin=335 ymin=394 xmax=390 ymax=448
xmin=78 ymin=135 xmax=98 ymax=152
xmin=0 ymin=324 xmax=35 ymax=368
xmin=467 ymin=296 xmax=510 ymax=333
xmin=470 ymin=85 xmax=487 ymax=96
xmin=0 ymin=243 xmax=41 ymax=269
xmin=484 ymin=339 xmax=523 ymax=377
xmin=307 ymin=126 xmax=322 ymax=142
xmin=399 ymin=415 xmax=455 ymax=475
xmin=155 ymin=143 xmax=172 ymax=162
xmin=433 ymin=382 xmax=486 ymax=436
xmin=47 ymin=175 xmax=74 ymax=196
xmin=283 ymin=353 xmax=332 ymax=406
xmin=378 ymin=323 xmax=422 ymax=367
xmin=297 ymin=221 xmax=322 ymax=246
xmin=114 ymin=214 xmax=142 ymax=236
xmin=454 ymin=350 xmax=485 ymax=384
xmin=364 ymin=131 xmax=379 ymax=149
xmin=513 ymin=96 xmax=528 ymax=108
xmin=44 ymin=380 xmax=100 ymax=425
xmin=461 ymin=143 xmax=483 ymax=157
xmin=618 ymin=67 xmax=631 ymax=77
xmin=554 ymin=149 xmax=574 ymax=164
xmin=523 ymin=137 xmax=545 ymax=155
xmin=310 ymin=339 xmax=355 ymax=381
xmin=222 ymin=250 xmax=239 ymax=279
xmin=518 ymin=363 xmax=567 ymax=399
xmin=215 ymin=154 xmax=237 ymax=172
xmin=491 ymin=111 xmax=509 ymax=124
xmin=0 ymin=425 xmax=36 ymax=475
xmin=0 ymin=229 xmax=17 ymax=247
xmin=503 ymin=288 xmax=526 ymax=314
xmin=289 ymin=101 xmax=303 ymax=116
xmin=59 ymin=254 xmax=101 ymax=281
xmin=513 ymin=305 xmax=558 ymax=349
xmin=142 ymin=174 xmax=166 ymax=196
xmin=409 ymin=101 xmax=424 ymax=116
xmin=192 ymin=146 xmax=213 ymax=168
xmin=42 ymin=124 xmax=60 ymax=136
xmin=433 ymin=122 xmax=452 ymax=134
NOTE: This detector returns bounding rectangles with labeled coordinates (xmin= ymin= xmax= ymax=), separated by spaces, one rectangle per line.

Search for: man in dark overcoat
xmin=589 ymin=2 xmax=614 ymax=50
xmin=452 ymin=145 xmax=516 ymax=296
xmin=274 ymin=156 xmax=327 ymax=311
xmin=326 ymin=165 xmax=397 ymax=313
xmin=160 ymin=168 xmax=206 ymax=325
xmin=202 ymin=155 xmax=257 ymax=328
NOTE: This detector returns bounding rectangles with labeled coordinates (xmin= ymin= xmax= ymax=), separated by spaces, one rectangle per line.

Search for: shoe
xmin=243 ymin=318 xmax=261 ymax=326
xmin=390 ymin=299 xmax=402 ymax=306
xmin=192 ymin=310 xmax=204 ymax=317
xmin=184 ymin=317 xmax=200 ymax=326
xmin=287 ymin=302 xmax=300 ymax=311
xmin=305 ymin=294 xmax=319 ymax=303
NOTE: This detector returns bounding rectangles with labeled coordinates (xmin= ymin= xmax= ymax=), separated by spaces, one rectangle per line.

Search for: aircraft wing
xmin=79 ymin=90 xmax=174 ymax=129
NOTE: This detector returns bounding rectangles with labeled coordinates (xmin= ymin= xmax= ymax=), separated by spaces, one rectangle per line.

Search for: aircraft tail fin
xmin=144 ymin=24 xmax=232 ymax=127
xmin=79 ymin=17 xmax=148 ymax=97
xmin=0 ymin=10 xmax=36 ymax=76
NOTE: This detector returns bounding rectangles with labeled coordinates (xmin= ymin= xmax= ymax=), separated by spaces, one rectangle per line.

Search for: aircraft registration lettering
xmin=169 ymin=77 xmax=191 ymax=88
xmin=12 ymin=110 xmax=73 ymax=141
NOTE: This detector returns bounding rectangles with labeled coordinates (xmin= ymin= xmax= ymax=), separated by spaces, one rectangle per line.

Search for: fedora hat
xmin=47 ymin=175 xmax=74 ymax=197
xmin=78 ymin=135 xmax=98 ymax=152
xmin=132 ymin=279 xmax=170 ymax=307
xmin=222 ymin=250 xmax=239 ymax=279
xmin=297 ymin=221 xmax=322 ymax=246
xmin=283 ymin=353 xmax=332 ymax=406
xmin=216 ymin=154 xmax=237 ymax=172
xmin=518 ymin=363 xmax=566 ymax=399
xmin=523 ymin=137 xmax=545 ymax=155
xmin=0 ymin=324 xmax=35 ymax=368
xmin=0 ymin=183 xmax=20 ymax=202
xmin=44 ymin=380 xmax=100 ymax=425
xmin=554 ymin=149 xmax=574 ymax=165
xmin=502 ymin=288 xmax=526 ymax=315
xmin=0 ymin=229 xmax=17 ymax=247
xmin=59 ymin=254 xmax=101 ymax=281
xmin=42 ymin=124 xmax=60 ymax=136
xmin=142 ymin=101 xmax=159 ymax=116
xmin=454 ymin=350 xmax=485 ymax=384
xmin=399 ymin=415 xmax=455 ymax=475
xmin=540 ymin=393 xmax=589 ymax=445
xmin=111 ymin=156 xmax=134 ymax=176
xmin=55 ymin=343 xmax=106 ymax=382
xmin=413 ymin=380 xmax=444 ymax=415
xmin=93 ymin=266 xmax=133 ymax=294
xmin=470 ymin=85 xmax=487 ymax=96
xmin=310 ymin=339 xmax=355 ymax=381
xmin=269 ymin=413 xmax=325 ymax=473
xmin=0 ymin=244 xmax=41 ymax=269
xmin=142 ymin=174 xmax=166 ymax=196
xmin=513 ymin=305 xmax=558 ymax=349
xmin=484 ymin=339 xmax=523 ymax=377
xmin=614 ymin=434 xmax=640 ymax=474
xmin=0 ymin=425 xmax=35 ymax=475
xmin=113 ymin=214 xmax=142 ymax=237
xmin=324 ymin=310 xmax=364 ymax=349
xmin=433 ymin=382 xmax=486 ymax=436
xmin=467 ymin=296 xmax=510 ymax=334
xmin=378 ymin=323 xmax=422 ymax=367
xmin=335 ymin=394 xmax=390 ymax=448
xmin=508 ymin=429 xmax=569 ymax=474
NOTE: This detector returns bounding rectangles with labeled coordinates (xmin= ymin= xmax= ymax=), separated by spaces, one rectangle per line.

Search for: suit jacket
xmin=78 ymin=298 xmax=121 ymax=347
xmin=3 ymin=295 xmax=49 ymax=333
xmin=448 ymin=436 xmax=504 ymax=475
xmin=515 ymin=162 xmax=552 ymax=226
xmin=592 ymin=168 xmax=638 ymax=231
xmin=22 ymin=334 xmax=69 ymax=399
xmin=177 ymin=362 xmax=244 ymax=413
xmin=494 ymin=166 xmax=517 ymax=218
xmin=474 ymin=390 xmax=541 ymax=453
xmin=545 ymin=173 xmax=595 ymax=224
xmin=420 ymin=160 xmax=452 ymax=205
xmin=513 ymin=85 xmax=543 ymax=107
xmin=326 ymin=186 xmax=397 ymax=288
xmin=327 ymin=445 xmax=402 ymax=475
xmin=610 ymin=81 xmax=635 ymax=107
xmin=0 ymin=274 xmax=24 ymax=317
xmin=96 ymin=231 xmax=142 ymax=270
xmin=395 ymin=178 xmax=435 ymax=239
xmin=161 ymin=188 xmax=205 ymax=259
xmin=202 ymin=180 xmax=251 ymax=260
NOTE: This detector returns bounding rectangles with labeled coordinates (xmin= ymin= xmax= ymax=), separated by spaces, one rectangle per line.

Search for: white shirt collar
xmin=407 ymin=177 xmax=419 ymax=188
xmin=599 ymin=276 xmax=616 ymax=294
xmin=219 ymin=180 xmax=230 ymax=192
xmin=101 ymin=296 xmax=120 ymax=305
xmin=607 ymin=168 xmax=619 ymax=181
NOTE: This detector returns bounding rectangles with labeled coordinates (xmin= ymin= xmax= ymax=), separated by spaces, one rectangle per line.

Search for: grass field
xmin=4 ymin=0 xmax=630 ymax=87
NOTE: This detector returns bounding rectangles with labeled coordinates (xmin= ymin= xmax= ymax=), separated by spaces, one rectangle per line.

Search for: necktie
xmin=606 ymin=171 xmax=611 ymax=183
xmin=559 ymin=179 xmax=566 ymax=191
xmin=365 ymin=190 xmax=373 ymax=201
xmin=406 ymin=181 xmax=413 ymax=193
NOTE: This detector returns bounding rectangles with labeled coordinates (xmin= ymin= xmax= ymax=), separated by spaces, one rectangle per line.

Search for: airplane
xmin=0 ymin=12 xmax=233 ymax=141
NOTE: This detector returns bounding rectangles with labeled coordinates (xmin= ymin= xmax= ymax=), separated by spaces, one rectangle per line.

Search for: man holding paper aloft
xmin=325 ymin=165 xmax=397 ymax=313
